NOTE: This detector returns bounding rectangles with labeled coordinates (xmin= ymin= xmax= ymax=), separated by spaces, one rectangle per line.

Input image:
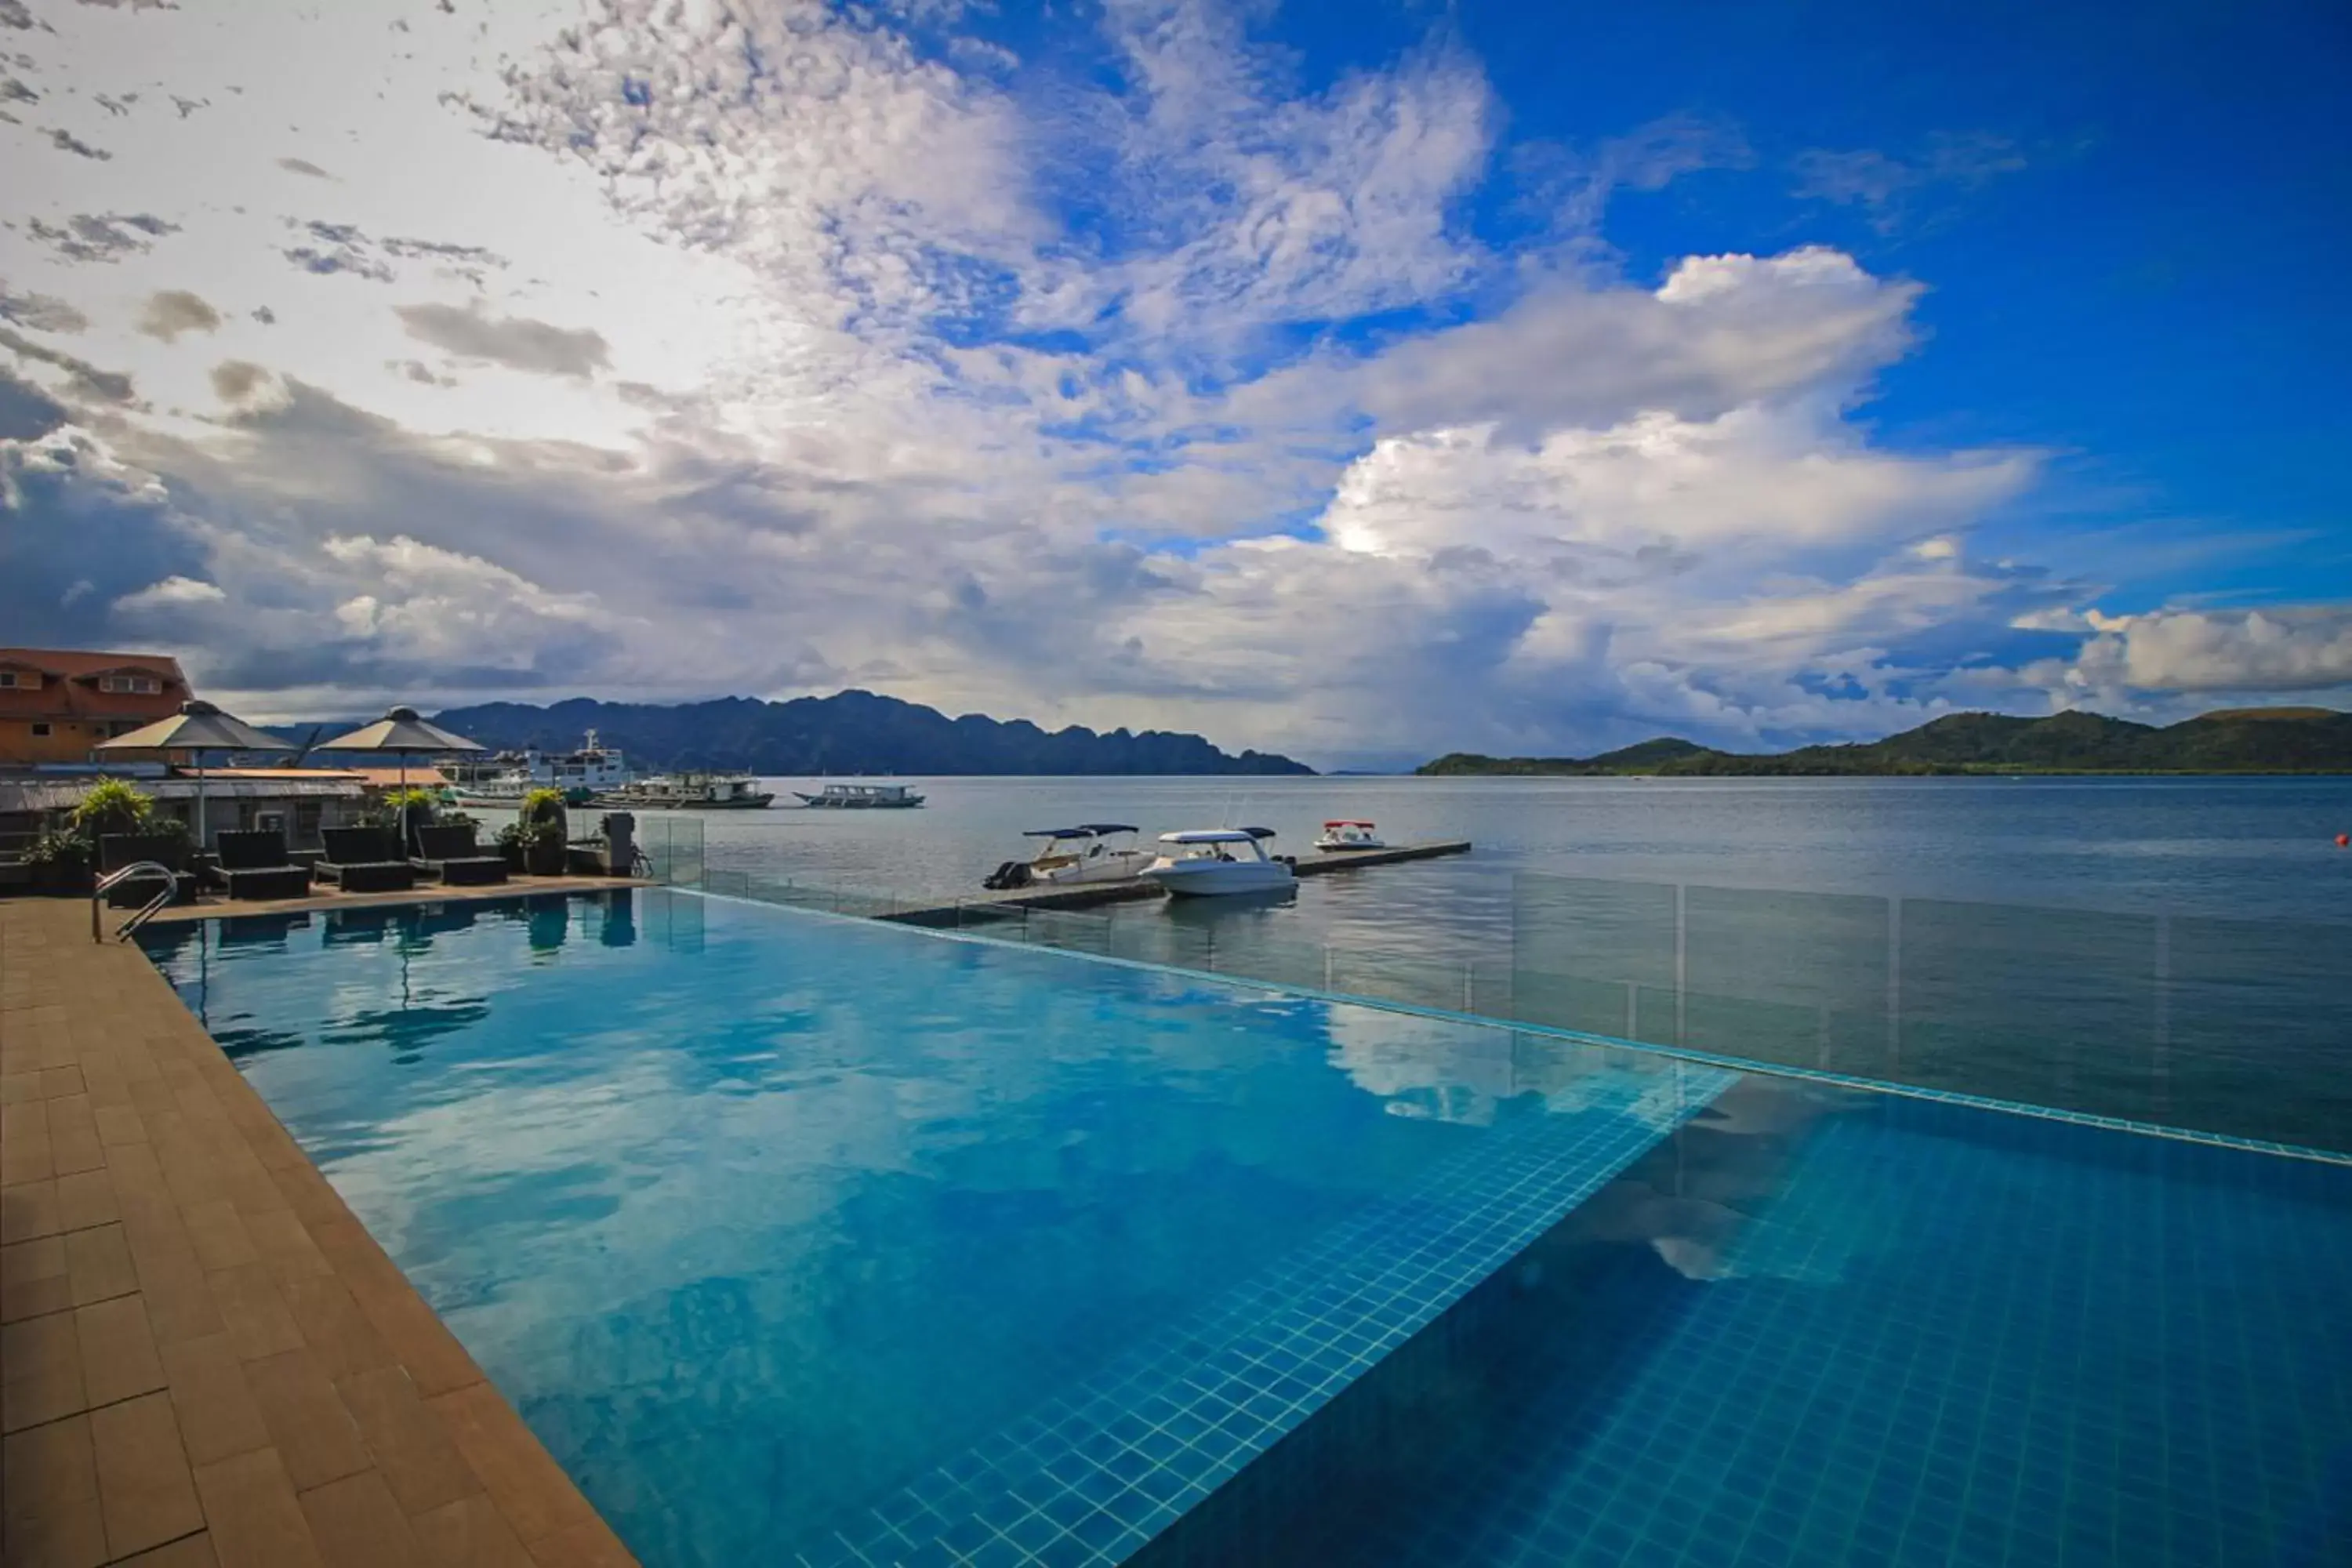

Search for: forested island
xmin=1420 ymin=707 xmax=2352 ymax=777
xmin=422 ymin=690 xmax=1315 ymax=775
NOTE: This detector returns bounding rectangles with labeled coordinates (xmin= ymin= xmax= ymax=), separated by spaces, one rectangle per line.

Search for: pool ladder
xmin=93 ymin=861 xmax=180 ymax=943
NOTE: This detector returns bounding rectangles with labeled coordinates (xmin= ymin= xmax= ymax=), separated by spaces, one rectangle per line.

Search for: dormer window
xmin=0 ymin=670 xmax=27 ymax=688
xmin=99 ymin=673 xmax=163 ymax=695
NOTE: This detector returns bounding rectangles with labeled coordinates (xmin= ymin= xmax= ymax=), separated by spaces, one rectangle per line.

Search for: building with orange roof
xmin=0 ymin=648 xmax=194 ymax=765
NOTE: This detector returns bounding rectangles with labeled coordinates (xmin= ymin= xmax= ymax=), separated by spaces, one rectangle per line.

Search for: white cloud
xmin=113 ymin=574 xmax=225 ymax=611
xmin=0 ymin=0 xmax=2335 ymax=762
xmin=2058 ymin=607 xmax=2352 ymax=697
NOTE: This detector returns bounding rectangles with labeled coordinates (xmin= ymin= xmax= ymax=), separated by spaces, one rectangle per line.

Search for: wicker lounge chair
xmin=410 ymin=823 xmax=509 ymax=886
xmin=211 ymin=828 xmax=313 ymax=902
xmin=315 ymin=826 xmax=417 ymax=894
xmin=98 ymin=832 xmax=198 ymax=908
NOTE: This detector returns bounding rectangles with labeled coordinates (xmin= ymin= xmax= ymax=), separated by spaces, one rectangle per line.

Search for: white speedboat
xmin=1313 ymin=819 xmax=1386 ymax=851
xmin=982 ymin=824 xmax=1152 ymax=890
xmin=793 ymin=782 xmax=926 ymax=809
xmin=1140 ymin=828 xmax=1296 ymax=897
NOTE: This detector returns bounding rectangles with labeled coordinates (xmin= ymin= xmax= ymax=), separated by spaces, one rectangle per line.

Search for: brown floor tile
xmin=5 ymin=898 xmax=626 ymax=1564
xmin=2 ymin=1178 xmax=61 ymax=1243
xmin=0 ymin=1498 xmax=109 ymax=1568
xmin=240 ymin=1209 xmax=333 ymax=1285
xmin=333 ymin=1364 xmax=482 ymax=1517
xmin=264 ymin=1162 xmax=347 ymax=1231
xmin=180 ymin=1200 xmax=260 ymax=1274
xmin=2 ymin=1234 xmax=72 ymax=1321
xmin=408 ymin=1494 xmax=535 ymax=1568
xmin=3 ymin=1410 xmax=98 ymax=1512
xmin=90 ymin=1390 xmax=205 ymax=1558
xmin=45 ymin=1102 xmax=107 ymax=1179
xmin=2 ymin=1309 xmax=87 ymax=1433
xmin=129 ymin=1243 xmax=227 ymax=1348
xmin=346 ymin=1276 xmax=484 ymax=1399
xmin=93 ymin=1104 xmax=148 ymax=1148
xmin=204 ymin=1264 xmax=303 ymax=1363
xmin=524 ymin=1516 xmax=639 ymax=1568
xmin=53 ymin=1169 xmax=119 ymax=1233
xmin=296 ymin=1471 xmax=430 ymax=1568
xmin=157 ymin=1334 xmax=271 ymax=1469
xmin=278 ymin=1276 xmax=397 ymax=1383
xmin=76 ymin=1294 xmax=169 ymax=1408
xmin=117 ymin=1533 xmax=221 ymax=1566
xmin=63 ymin=1223 xmax=139 ymax=1307
xmin=426 ymin=1383 xmax=593 ymax=1544
xmin=190 ymin=1447 xmax=324 ymax=1568
xmin=241 ymin=1348 xmax=372 ymax=1493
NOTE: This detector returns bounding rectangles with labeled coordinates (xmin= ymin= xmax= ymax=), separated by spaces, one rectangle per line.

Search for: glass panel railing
xmin=671 ymin=856 xmax=2350 ymax=1155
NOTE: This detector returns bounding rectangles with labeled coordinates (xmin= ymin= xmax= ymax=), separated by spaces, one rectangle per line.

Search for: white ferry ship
xmin=440 ymin=730 xmax=635 ymax=807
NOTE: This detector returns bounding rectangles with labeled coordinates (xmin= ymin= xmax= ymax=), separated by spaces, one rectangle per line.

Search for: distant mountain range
xmin=394 ymin=691 xmax=1313 ymax=775
xmin=1419 ymin=707 xmax=2352 ymax=776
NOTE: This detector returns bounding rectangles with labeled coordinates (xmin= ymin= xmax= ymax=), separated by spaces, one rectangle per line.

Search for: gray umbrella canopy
xmin=96 ymin=700 xmax=296 ymax=850
xmin=316 ymin=706 xmax=484 ymax=757
xmin=97 ymin=699 xmax=296 ymax=757
xmin=317 ymin=707 xmax=485 ymax=851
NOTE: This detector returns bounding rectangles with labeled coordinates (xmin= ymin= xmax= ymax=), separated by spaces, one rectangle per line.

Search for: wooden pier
xmin=878 ymin=840 xmax=1471 ymax=928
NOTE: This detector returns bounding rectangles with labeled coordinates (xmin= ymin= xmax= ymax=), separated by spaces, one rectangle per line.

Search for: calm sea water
xmin=517 ymin=775 xmax=2352 ymax=954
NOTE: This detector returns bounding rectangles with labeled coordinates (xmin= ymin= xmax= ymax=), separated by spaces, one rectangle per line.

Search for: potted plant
xmin=520 ymin=787 xmax=570 ymax=874
xmin=24 ymin=826 xmax=96 ymax=896
xmin=494 ymin=819 xmax=528 ymax=871
xmin=71 ymin=777 xmax=155 ymax=842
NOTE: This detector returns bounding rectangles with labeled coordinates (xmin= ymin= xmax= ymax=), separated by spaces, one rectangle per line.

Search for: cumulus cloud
xmin=0 ymin=0 xmax=2334 ymax=757
xmin=136 ymin=289 xmax=221 ymax=341
xmin=114 ymin=574 xmax=227 ymax=612
xmin=25 ymin=212 xmax=178 ymax=263
xmin=395 ymin=303 xmax=608 ymax=379
xmin=2061 ymin=608 xmax=2352 ymax=697
xmin=0 ymin=289 xmax=89 ymax=332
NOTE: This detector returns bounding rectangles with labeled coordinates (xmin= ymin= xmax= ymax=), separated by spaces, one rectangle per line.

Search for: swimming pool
xmin=140 ymin=890 xmax=2352 ymax=1566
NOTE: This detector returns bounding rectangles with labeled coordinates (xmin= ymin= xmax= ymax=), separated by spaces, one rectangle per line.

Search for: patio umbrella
xmin=315 ymin=706 xmax=485 ymax=852
xmin=96 ymin=699 xmax=296 ymax=849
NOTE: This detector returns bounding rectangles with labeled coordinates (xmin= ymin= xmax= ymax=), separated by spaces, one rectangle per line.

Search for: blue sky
xmin=2 ymin=0 xmax=2348 ymax=766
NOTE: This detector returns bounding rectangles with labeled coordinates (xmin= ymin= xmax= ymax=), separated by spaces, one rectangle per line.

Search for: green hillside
xmin=1418 ymin=707 xmax=2352 ymax=776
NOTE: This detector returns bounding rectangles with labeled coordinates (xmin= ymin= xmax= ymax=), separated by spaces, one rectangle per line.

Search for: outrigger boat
xmin=982 ymin=825 xmax=1152 ymax=890
xmin=1139 ymin=828 xmax=1296 ymax=898
xmin=1312 ymin=819 xmax=1386 ymax=851
xmin=601 ymin=772 xmax=775 ymax=810
xmin=793 ymin=782 xmax=926 ymax=809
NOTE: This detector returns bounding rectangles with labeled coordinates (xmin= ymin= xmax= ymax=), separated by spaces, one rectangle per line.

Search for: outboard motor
xmin=982 ymin=860 xmax=1033 ymax=891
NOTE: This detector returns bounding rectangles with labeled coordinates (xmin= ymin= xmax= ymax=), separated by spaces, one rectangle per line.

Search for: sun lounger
xmin=411 ymin=823 xmax=509 ymax=886
xmin=211 ymin=828 xmax=313 ymax=902
xmin=315 ymin=826 xmax=417 ymax=894
xmin=98 ymin=832 xmax=198 ymax=908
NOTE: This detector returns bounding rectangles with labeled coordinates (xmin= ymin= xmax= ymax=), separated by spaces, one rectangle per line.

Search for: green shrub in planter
xmin=24 ymin=828 xmax=95 ymax=895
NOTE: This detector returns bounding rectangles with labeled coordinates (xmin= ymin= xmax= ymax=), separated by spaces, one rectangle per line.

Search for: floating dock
xmin=879 ymin=840 xmax=1471 ymax=929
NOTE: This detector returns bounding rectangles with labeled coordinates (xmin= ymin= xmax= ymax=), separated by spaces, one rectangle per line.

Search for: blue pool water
xmin=140 ymin=891 xmax=2352 ymax=1567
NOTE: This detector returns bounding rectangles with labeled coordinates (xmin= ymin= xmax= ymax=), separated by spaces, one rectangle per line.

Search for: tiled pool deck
xmin=0 ymin=895 xmax=640 ymax=1567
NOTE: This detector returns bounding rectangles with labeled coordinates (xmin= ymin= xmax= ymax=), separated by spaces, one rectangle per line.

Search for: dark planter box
xmin=526 ymin=841 xmax=568 ymax=876
xmin=35 ymin=864 xmax=96 ymax=897
xmin=500 ymin=841 xmax=527 ymax=872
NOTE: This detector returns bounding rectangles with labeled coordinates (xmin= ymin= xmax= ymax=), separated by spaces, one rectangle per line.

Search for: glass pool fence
xmin=636 ymin=818 xmax=2349 ymax=1157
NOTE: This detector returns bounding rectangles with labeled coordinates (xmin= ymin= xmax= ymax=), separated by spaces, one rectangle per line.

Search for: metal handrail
xmin=93 ymin=860 xmax=179 ymax=943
